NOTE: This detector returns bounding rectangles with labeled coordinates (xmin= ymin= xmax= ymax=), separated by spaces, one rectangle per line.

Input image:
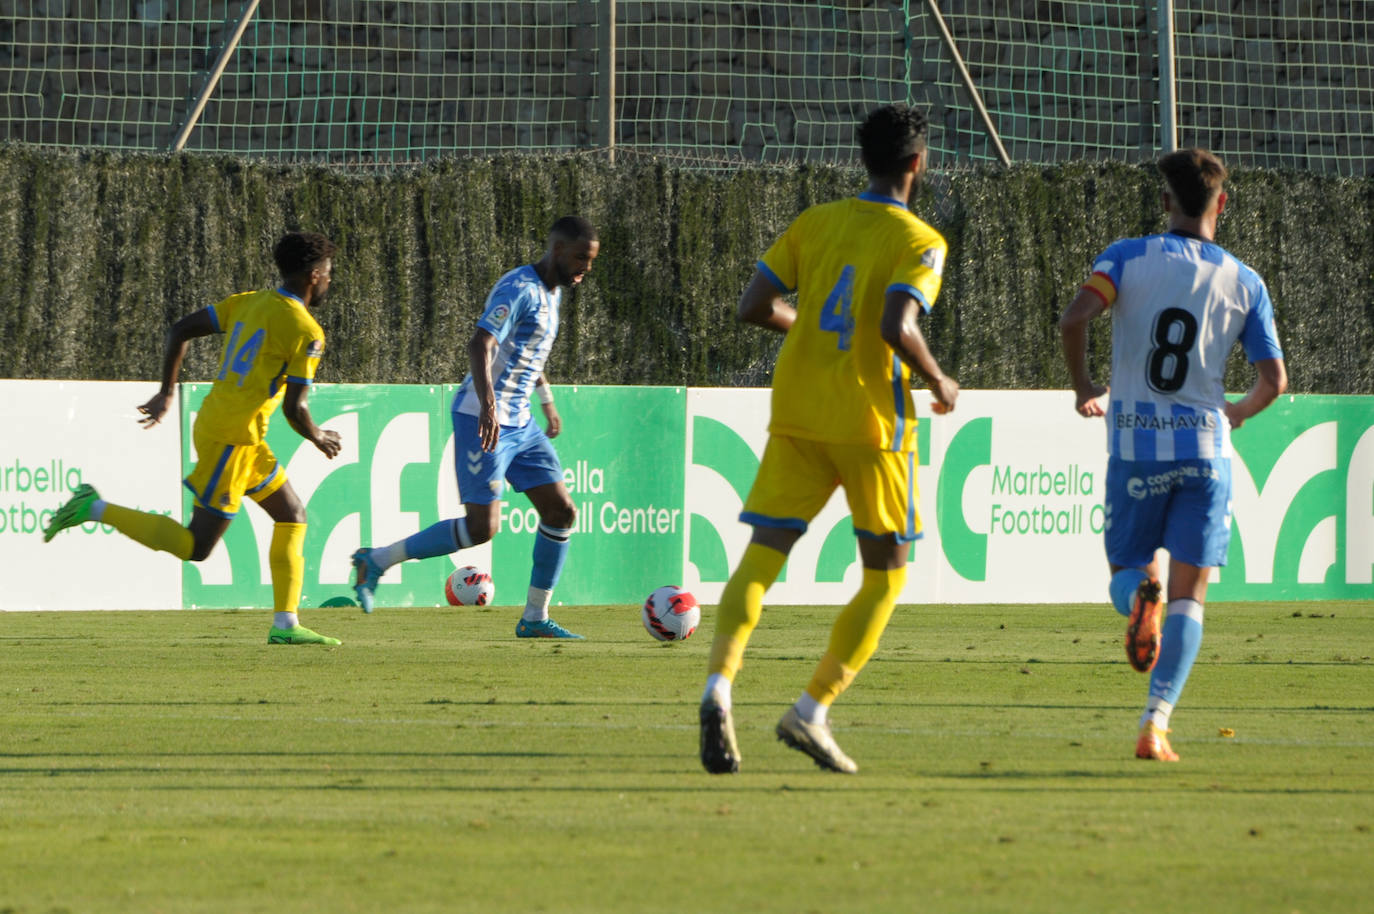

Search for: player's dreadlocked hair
xmin=1157 ymin=148 xmax=1227 ymax=219
xmin=858 ymin=104 xmax=929 ymax=179
xmin=273 ymin=231 xmax=338 ymax=278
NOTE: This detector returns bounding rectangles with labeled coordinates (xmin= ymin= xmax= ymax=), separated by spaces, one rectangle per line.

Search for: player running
xmin=1060 ymin=148 xmax=1287 ymax=761
xmin=351 ymin=216 xmax=599 ymax=639
xmin=698 ymin=104 xmax=959 ymax=774
xmin=43 ymin=232 xmax=345 ymax=645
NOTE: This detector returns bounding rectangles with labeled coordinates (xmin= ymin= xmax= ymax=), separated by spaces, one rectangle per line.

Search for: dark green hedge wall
xmin=1 ymin=146 xmax=1369 ymax=393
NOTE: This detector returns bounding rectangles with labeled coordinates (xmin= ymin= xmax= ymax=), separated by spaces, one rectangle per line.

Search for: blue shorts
xmin=1104 ymin=456 xmax=1232 ymax=569
xmin=452 ymin=412 xmax=564 ymax=505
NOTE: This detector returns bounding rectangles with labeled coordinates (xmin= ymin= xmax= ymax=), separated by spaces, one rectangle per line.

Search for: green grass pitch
xmin=2 ymin=600 xmax=1370 ymax=913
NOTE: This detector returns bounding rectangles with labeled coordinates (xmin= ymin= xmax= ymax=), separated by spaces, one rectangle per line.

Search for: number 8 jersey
xmin=1081 ymin=230 xmax=1283 ymax=461
xmin=757 ymin=192 xmax=947 ymax=453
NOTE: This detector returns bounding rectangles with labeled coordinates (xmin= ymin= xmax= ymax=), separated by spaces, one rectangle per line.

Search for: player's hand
xmin=314 ymin=429 xmax=342 ymax=459
xmin=1075 ymin=383 xmax=1109 ymax=417
xmin=137 ymin=391 xmax=174 ymax=428
xmin=479 ymin=408 xmax=500 ymax=453
xmin=541 ymin=402 xmax=562 ymax=439
xmin=929 ymin=376 xmax=959 ymax=414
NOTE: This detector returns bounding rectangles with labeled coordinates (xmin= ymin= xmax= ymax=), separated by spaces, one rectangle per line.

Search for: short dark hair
xmin=857 ymin=104 xmax=929 ymax=178
xmin=274 ymin=232 xmax=337 ymax=278
xmin=1158 ymin=148 xmax=1227 ymax=218
xmin=549 ymin=215 xmax=597 ymax=244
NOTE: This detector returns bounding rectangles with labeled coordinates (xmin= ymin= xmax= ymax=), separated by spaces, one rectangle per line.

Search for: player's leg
xmin=700 ymin=435 xmax=832 ymax=774
xmin=777 ymin=446 xmax=913 ymax=774
xmin=505 ymin=423 xmax=581 ymax=639
xmin=240 ymin=453 xmax=339 ymax=646
xmin=517 ymin=480 xmax=580 ymax=639
xmin=1103 ymin=457 xmax=1169 ymax=672
xmin=352 ymin=412 xmax=505 ymax=613
xmin=45 ymin=482 xmax=201 ymax=559
xmin=1137 ymin=459 xmax=1229 ymax=760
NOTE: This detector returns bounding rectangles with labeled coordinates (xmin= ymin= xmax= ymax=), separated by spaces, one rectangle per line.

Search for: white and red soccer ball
xmin=445 ymin=565 xmax=495 ymax=606
xmin=642 ymin=585 xmax=700 ymax=641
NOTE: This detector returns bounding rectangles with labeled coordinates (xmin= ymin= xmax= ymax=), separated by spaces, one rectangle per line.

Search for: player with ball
xmin=352 ymin=216 xmax=599 ymax=639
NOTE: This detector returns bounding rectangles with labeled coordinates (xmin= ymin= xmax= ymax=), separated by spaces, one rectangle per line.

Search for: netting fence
xmin=2 ymin=1 xmax=1371 ymax=174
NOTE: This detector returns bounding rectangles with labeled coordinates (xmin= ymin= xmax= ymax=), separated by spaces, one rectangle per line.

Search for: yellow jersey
xmin=194 ymin=288 xmax=325 ymax=445
xmin=759 ymin=192 xmax=947 ymax=452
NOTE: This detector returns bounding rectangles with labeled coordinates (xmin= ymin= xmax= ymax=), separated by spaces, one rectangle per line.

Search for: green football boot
xmin=268 ymin=625 xmax=342 ymax=646
xmin=42 ymin=484 xmax=100 ymax=542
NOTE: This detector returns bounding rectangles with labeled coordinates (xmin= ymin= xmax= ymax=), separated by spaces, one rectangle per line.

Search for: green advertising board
xmin=179 ymin=383 xmax=684 ymax=609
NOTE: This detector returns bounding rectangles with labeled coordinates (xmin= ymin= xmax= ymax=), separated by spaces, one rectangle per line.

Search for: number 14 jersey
xmin=757 ymin=192 xmax=947 ymax=453
xmin=1081 ymin=230 xmax=1282 ymax=462
xmin=196 ymin=288 xmax=326 ymax=446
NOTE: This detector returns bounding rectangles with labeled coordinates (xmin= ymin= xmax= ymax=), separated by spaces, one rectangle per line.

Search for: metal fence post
xmin=169 ymin=0 xmax=262 ymax=152
xmin=1157 ymin=0 xmax=1177 ymax=153
xmin=598 ymin=0 xmax=617 ymax=163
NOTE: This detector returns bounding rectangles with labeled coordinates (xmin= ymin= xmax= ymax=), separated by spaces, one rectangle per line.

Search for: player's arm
xmin=737 ymin=269 xmax=796 ymax=334
xmin=880 ymin=289 xmax=958 ymax=413
xmin=282 ymin=382 xmax=342 ymax=458
xmin=468 ymin=327 xmax=500 ymax=452
xmin=1224 ymin=357 xmax=1287 ymax=430
xmin=533 ymin=375 xmax=561 ymax=439
xmin=1058 ymin=287 xmax=1110 ymax=417
xmin=138 ymin=307 xmax=218 ymax=428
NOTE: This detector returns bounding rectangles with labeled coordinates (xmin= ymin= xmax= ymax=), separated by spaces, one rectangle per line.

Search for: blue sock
xmin=1109 ymin=568 xmax=1149 ymax=618
xmin=530 ymin=523 xmax=572 ymax=590
xmin=1149 ymin=599 xmax=1204 ymax=706
xmin=403 ymin=518 xmax=462 ymax=561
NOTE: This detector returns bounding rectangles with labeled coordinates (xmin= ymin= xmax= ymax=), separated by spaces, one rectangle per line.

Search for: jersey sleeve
xmin=1239 ymin=279 xmax=1284 ymax=363
xmin=1081 ymin=239 xmax=1127 ymax=307
xmin=285 ymin=322 xmax=325 ymax=385
xmin=887 ymin=230 xmax=946 ymax=313
xmin=475 ymin=279 xmax=525 ymax=344
xmin=208 ymin=292 xmax=249 ymax=333
xmin=757 ymin=218 xmax=801 ymax=293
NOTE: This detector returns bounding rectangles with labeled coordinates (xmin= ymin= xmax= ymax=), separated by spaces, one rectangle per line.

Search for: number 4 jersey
xmin=1081 ymin=230 xmax=1283 ymax=461
xmin=757 ymin=192 xmax=947 ymax=453
xmin=195 ymin=288 xmax=326 ymax=445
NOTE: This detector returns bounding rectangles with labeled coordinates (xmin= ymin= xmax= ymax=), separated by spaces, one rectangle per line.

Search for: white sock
xmin=89 ymin=499 xmax=107 ymax=522
xmin=371 ymin=540 xmax=408 ymax=570
xmin=522 ymin=585 xmax=552 ymax=623
xmin=274 ymin=611 xmax=298 ymax=629
xmin=1142 ymin=697 xmax=1174 ymax=731
xmin=702 ymin=673 xmax=732 ymax=710
xmin=795 ymin=692 xmax=827 ymax=726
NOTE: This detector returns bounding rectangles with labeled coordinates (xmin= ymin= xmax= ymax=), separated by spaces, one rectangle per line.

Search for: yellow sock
xmin=707 ymin=542 xmax=787 ymax=681
xmin=269 ymin=523 xmax=307 ymax=615
xmin=805 ymin=566 xmax=906 ymax=705
xmin=102 ymin=503 xmax=193 ymax=561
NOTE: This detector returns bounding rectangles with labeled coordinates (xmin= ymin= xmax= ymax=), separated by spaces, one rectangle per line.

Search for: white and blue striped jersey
xmin=1081 ymin=230 xmax=1283 ymax=461
xmin=453 ymin=264 xmax=560 ymax=427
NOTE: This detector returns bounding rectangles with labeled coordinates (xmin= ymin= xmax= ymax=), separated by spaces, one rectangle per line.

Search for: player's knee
xmin=540 ymin=499 xmax=576 ymax=530
xmin=462 ymin=514 xmax=496 ymax=545
xmin=188 ymin=538 xmax=218 ymax=562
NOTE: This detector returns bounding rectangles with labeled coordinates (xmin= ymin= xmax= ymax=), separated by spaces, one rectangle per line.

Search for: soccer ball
xmin=642 ymin=585 xmax=700 ymax=642
xmin=445 ymin=565 xmax=495 ymax=606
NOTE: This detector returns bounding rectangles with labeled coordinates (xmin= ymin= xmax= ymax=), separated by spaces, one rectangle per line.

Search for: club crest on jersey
xmin=488 ymin=304 xmax=511 ymax=327
xmin=922 ymin=246 xmax=946 ymax=276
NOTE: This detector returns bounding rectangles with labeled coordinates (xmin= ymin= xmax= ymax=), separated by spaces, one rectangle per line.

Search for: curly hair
xmin=273 ymin=232 xmax=338 ymax=278
xmin=857 ymin=104 xmax=929 ymax=178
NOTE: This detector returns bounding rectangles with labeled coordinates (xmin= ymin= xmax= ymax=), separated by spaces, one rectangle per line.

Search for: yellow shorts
xmin=741 ymin=434 xmax=921 ymax=542
xmin=184 ymin=424 xmax=287 ymax=518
